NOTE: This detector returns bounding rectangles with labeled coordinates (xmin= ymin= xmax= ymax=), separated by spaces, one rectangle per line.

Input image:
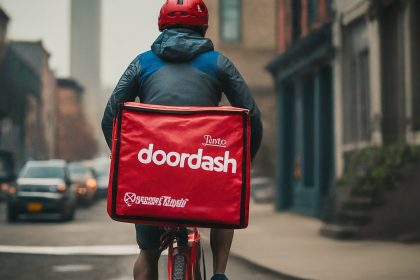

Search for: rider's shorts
xmin=135 ymin=224 xmax=164 ymax=250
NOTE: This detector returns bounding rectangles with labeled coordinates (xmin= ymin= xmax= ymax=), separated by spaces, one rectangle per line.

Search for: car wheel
xmin=7 ymin=206 xmax=18 ymax=223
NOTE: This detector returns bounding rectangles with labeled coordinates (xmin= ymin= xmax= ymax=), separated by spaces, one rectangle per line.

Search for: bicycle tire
xmin=168 ymin=227 xmax=205 ymax=280
xmin=172 ymin=253 xmax=187 ymax=280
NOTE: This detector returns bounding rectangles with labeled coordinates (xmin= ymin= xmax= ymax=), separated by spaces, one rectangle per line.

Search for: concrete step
xmin=338 ymin=209 xmax=372 ymax=226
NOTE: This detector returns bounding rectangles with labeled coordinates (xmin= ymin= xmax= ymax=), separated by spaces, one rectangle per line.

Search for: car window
xmin=68 ymin=164 xmax=92 ymax=179
xmin=20 ymin=166 xmax=65 ymax=179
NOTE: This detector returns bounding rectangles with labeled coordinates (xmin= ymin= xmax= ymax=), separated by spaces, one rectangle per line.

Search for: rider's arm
xmin=216 ymin=54 xmax=263 ymax=160
xmin=101 ymin=57 xmax=140 ymax=149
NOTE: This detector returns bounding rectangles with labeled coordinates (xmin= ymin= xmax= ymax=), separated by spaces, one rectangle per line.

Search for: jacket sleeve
xmin=216 ymin=54 xmax=263 ymax=160
xmin=101 ymin=57 xmax=141 ymax=149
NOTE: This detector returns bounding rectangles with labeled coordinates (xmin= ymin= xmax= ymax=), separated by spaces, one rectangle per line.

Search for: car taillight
xmin=86 ymin=178 xmax=97 ymax=189
xmin=57 ymin=185 xmax=67 ymax=193
xmin=78 ymin=188 xmax=87 ymax=194
xmin=1 ymin=183 xmax=10 ymax=192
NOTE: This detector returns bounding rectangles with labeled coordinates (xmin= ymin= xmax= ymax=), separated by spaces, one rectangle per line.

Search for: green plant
xmin=338 ymin=145 xmax=420 ymax=194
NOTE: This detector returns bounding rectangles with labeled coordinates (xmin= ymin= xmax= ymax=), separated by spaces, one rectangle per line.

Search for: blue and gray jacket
xmin=101 ymin=28 xmax=262 ymax=159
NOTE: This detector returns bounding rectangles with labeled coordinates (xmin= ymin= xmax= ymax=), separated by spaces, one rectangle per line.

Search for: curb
xmin=229 ymin=252 xmax=313 ymax=280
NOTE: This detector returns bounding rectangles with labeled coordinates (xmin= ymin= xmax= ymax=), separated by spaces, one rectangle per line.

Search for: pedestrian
xmin=101 ymin=1 xmax=263 ymax=279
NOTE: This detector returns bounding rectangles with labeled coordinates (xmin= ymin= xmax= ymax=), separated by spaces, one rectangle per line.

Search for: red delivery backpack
xmin=107 ymin=102 xmax=251 ymax=229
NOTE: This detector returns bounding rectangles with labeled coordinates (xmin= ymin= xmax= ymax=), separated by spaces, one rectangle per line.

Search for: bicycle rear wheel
xmin=168 ymin=227 xmax=205 ymax=280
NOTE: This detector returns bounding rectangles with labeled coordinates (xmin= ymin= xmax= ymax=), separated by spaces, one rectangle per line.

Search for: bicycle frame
xmin=167 ymin=227 xmax=205 ymax=280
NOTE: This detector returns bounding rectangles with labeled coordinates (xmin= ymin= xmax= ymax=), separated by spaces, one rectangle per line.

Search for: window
xmin=292 ymin=0 xmax=302 ymax=41
xmin=380 ymin=3 xmax=406 ymax=143
xmin=220 ymin=0 xmax=241 ymax=42
xmin=308 ymin=0 xmax=318 ymax=25
xmin=342 ymin=19 xmax=371 ymax=145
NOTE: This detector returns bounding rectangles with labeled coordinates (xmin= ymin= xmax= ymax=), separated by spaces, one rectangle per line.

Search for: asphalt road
xmin=0 ymin=199 xmax=289 ymax=279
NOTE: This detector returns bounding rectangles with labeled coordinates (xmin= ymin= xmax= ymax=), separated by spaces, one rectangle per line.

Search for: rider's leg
xmin=133 ymin=249 xmax=161 ymax=280
xmin=133 ymin=224 xmax=164 ymax=280
xmin=210 ymin=228 xmax=234 ymax=275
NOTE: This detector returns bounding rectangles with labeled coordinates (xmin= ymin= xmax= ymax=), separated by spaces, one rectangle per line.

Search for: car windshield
xmin=21 ymin=166 xmax=65 ymax=179
xmin=68 ymin=164 xmax=92 ymax=179
xmin=93 ymin=160 xmax=110 ymax=177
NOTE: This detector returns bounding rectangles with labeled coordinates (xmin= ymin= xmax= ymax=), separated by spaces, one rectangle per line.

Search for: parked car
xmin=6 ymin=160 xmax=76 ymax=222
xmin=0 ymin=151 xmax=16 ymax=202
xmin=91 ymin=157 xmax=110 ymax=198
xmin=250 ymin=177 xmax=275 ymax=203
xmin=68 ymin=161 xmax=97 ymax=205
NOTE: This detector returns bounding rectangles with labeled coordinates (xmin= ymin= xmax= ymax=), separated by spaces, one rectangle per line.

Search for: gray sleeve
xmin=101 ymin=57 xmax=141 ymax=149
xmin=216 ymin=54 xmax=263 ymax=160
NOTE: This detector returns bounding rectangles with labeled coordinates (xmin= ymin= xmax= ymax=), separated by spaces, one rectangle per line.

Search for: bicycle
xmin=160 ymin=227 xmax=206 ymax=280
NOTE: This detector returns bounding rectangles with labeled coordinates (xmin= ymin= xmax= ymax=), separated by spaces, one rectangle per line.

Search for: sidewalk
xmin=230 ymin=201 xmax=420 ymax=280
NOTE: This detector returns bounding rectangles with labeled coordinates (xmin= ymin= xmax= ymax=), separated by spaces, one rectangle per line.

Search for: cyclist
xmin=101 ymin=0 xmax=262 ymax=279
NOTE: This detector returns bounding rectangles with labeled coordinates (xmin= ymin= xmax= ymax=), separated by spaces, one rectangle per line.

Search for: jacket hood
xmin=151 ymin=28 xmax=214 ymax=62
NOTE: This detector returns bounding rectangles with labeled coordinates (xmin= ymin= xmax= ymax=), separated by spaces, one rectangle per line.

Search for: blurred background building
xmin=268 ymin=0 xmax=420 ymax=238
xmin=0 ymin=8 xmax=41 ymax=167
xmin=268 ymin=0 xmax=334 ymax=216
xmin=10 ymin=41 xmax=57 ymax=159
xmin=0 ymin=5 xmax=97 ymax=170
xmin=206 ymin=0 xmax=278 ymax=179
xmin=333 ymin=0 xmax=419 ymax=178
xmin=70 ymin=0 xmax=103 ymax=154
xmin=55 ymin=78 xmax=97 ymax=161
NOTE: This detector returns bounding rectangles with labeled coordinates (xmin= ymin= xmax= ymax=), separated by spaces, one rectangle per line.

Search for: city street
xmin=0 ymin=199 xmax=288 ymax=280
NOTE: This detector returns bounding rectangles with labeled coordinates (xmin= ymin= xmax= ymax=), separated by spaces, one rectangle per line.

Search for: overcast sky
xmin=0 ymin=0 xmax=165 ymax=87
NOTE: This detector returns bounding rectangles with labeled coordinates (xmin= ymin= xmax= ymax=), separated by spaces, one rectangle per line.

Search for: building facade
xmin=268 ymin=0 xmax=335 ymax=216
xmin=56 ymin=79 xmax=97 ymax=161
xmin=70 ymin=0 xmax=103 ymax=153
xmin=269 ymin=0 xmax=420 ymax=217
xmin=10 ymin=41 xmax=57 ymax=159
xmin=0 ymin=48 xmax=41 ymax=167
xmin=206 ymin=0 xmax=278 ymax=178
xmin=333 ymin=0 xmax=420 ymax=176
xmin=0 ymin=7 xmax=47 ymax=168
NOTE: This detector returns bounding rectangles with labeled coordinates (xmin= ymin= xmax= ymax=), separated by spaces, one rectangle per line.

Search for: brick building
xmin=205 ymin=0 xmax=277 ymax=178
xmin=10 ymin=41 xmax=57 ymax=159
xmin=55 ymin=79 xmax=97 ymax=161
xmin=0 ymin=7 xmax=42 ymax=167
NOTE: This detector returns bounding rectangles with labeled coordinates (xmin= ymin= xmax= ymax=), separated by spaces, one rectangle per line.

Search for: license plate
xmin=27 ymin=202 xmax=42 ymax=212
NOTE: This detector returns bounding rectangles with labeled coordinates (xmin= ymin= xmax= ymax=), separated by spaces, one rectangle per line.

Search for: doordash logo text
xmin=137 ymin=144 xmax=237 ymax=174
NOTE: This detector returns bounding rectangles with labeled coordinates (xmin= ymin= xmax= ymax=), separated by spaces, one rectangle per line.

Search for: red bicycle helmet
xmin=158 ymin=0 xmax=209 ymax=34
